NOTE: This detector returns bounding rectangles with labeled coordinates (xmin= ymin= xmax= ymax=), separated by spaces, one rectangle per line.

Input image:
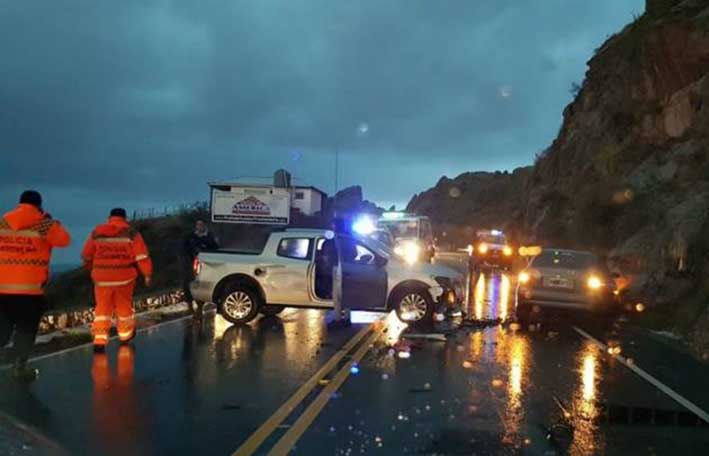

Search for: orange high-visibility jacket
xmin=0 ymin=204 xmax=71 ymax=295
xmin=82 ymin=217 xmax=153 ymax=286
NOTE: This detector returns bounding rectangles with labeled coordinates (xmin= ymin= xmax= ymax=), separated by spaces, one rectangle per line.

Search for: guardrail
xmin=39 ymin=289 xmax=184 ymax=334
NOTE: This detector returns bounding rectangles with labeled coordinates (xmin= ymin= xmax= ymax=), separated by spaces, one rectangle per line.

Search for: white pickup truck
xmin=190 ymin=228 xmax=465 ymax=325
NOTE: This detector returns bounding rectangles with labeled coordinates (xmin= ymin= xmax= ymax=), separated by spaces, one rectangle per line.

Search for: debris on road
xmin=459 ymin=318 xmax=502 ymax=329
xmin=402 ymin=333 xmax=447 ymax=342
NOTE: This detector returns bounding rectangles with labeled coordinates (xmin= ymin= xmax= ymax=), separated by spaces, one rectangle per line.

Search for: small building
xmin=291 ymin=186 xmax=327 ymax=216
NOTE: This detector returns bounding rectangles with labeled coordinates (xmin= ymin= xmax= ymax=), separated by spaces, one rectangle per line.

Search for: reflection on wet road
xmin=469 ymin=271 xmax=514 ymax=322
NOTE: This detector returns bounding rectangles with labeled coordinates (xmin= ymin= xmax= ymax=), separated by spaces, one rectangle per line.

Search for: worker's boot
xmin=11 ymin=359 xmax=39 ymax=383
xmin=120 ymin=331 xmax=136 ymax=346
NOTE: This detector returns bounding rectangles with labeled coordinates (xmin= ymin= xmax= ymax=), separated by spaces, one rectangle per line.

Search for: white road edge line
xmin=0 ymin=315 xmax=193 ymax=370
xmin=573 ymin=325 xmax=709 ymax=424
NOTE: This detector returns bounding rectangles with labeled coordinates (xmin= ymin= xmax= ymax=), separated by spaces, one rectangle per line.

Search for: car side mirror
xmin=375 ymin=256 xmax=388 ymax=267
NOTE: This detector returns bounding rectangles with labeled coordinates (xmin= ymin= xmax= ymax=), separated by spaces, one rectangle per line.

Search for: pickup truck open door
xmin=337 ymin=236 xmax=388 ymax=310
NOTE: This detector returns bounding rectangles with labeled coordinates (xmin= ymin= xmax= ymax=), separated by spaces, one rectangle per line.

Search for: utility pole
xmin=334 ymin=145 xmax=339 ymax=219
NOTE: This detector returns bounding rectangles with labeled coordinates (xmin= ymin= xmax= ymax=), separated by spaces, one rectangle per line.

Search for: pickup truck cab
xmin=190 ymin=228 xmax=464 ymax=325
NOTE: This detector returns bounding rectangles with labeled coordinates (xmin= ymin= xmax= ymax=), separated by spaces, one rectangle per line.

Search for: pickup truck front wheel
xmin=393 ymin=288 xmax=433 ymax=324
xmin=219 ymin=285 xmax=261 ymax=325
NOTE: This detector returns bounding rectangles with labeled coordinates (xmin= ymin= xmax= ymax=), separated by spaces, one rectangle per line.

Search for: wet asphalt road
xmin=2 ymin=271 xmax=709 ymax=455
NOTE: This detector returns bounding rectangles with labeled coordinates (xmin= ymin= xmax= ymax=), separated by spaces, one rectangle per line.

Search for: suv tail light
xmin=193 ymin=257 xmax=201 ymax=275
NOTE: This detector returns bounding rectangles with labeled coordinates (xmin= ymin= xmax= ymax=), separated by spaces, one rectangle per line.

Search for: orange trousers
xmin=92 ymin=282 xmax=136 ymax=346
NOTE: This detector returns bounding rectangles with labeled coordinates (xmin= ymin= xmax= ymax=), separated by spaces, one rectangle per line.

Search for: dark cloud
xmin=0 ymin=0 xmax=644 ymax=261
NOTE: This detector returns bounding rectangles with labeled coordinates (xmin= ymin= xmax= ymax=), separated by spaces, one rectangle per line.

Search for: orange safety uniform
xmin=82 ymin=216 xmax=152 ymax=346
xmin=0 ymin=204 xmax=71 ymax=295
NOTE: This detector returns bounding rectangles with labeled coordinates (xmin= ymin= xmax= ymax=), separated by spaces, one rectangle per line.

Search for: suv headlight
xmin=395 ymin=241 xmax=421 ymax=264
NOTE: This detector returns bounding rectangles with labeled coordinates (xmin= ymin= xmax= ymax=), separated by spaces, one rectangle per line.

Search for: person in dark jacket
xmin=182 ymin=220 xmax=218 ymax=316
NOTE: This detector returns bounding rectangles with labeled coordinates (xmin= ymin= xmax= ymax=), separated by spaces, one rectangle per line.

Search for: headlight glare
xmin=587 ymin=276 xmax=603 ymax=290
xmin=395 ymin=241 xmax=420 ymax=264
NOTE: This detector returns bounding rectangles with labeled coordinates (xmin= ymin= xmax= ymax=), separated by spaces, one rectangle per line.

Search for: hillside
xmin=46 ymin=207 xmax=210 ymax=309
xmin=407 ymin=168 xmax=532 ymax=245
xmin=408 ymin=0 xmax=709 ymax=353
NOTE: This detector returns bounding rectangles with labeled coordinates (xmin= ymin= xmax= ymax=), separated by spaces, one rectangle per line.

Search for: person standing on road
xmin=182 ymin=219 xmax=218 ymax=318
xmin=0 ymin=190 xmax=71 ymax=381
xmin=329 ymin=217 xmax=352 ymax=327
xmin=82 ymin=208 xmax=152 ymax=352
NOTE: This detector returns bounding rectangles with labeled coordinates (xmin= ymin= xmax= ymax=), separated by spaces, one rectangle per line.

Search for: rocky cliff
xmin=409 ymin=0 xmax=709 ymax=353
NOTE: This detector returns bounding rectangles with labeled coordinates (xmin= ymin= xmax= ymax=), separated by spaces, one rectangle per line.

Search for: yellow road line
xmin=233 ymin=323 xmax=375 ymax=456
xmin=267 ymin=324 xmax=385 ymax=455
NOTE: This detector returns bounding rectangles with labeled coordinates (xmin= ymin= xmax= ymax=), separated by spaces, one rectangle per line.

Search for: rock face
xmin=409 ymin=1 xmax=709 ymax=353
xmin=646 ymin=0 xmax=684 ymax=17
xmin=526 ymin=2 xmax=709 ymax=278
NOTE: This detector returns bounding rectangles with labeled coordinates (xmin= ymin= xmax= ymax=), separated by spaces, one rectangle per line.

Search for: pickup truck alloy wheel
xmin=396 ymin=292 xmax=430 ymax=322
xmin=222 ymin=290 xmax=256 ymax=322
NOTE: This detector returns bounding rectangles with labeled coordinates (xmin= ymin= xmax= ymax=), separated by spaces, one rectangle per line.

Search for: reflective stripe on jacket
xmin=82 ymin=217 xmax=153 ymax=285
xmin=0 ymin=204 xmax=71 ymax=295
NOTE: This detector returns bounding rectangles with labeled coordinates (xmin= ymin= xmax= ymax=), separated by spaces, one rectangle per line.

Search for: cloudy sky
xmin=1 ymin=0 xmax=643 ymax=262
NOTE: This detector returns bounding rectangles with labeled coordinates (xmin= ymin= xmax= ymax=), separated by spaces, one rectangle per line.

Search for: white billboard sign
xmin=211 ymin=186 xmax=290 ymax=225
